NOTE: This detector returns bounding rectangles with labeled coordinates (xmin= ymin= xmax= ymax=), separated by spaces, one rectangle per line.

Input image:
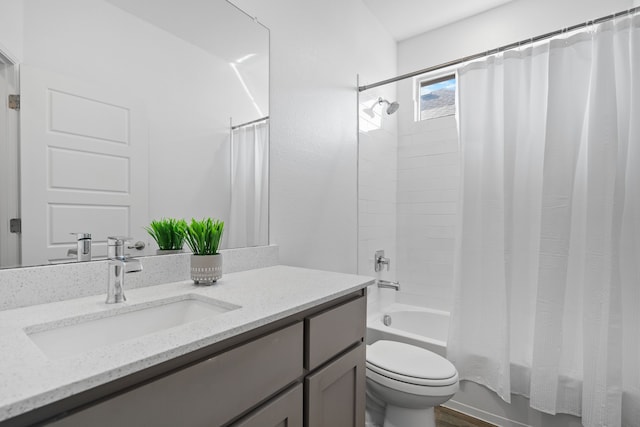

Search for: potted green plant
xmin=145 ymin=218 xmax=187 ymax=254
xmin=184 ymin=218 xmax=225 ymax=284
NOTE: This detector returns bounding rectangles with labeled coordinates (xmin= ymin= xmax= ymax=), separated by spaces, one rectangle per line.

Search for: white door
xmin=20 ymin=65 xmax=148 ymax=265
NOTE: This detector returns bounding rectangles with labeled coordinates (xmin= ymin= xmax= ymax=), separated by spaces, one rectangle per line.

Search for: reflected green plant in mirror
xmin=185 ymin=218 xmax=224 ymax=255
xmin=145 ymin=218 xmax=187 ymax=251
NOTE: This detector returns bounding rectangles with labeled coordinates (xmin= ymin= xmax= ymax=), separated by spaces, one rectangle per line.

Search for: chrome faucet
xmin=67 ymin=232 xmax=92 ymax=261
xmin=106 ymin=236 xmax=142 ymax=304
xmin=374 ymin=250 xmax=390 ymax=272
xmin=377 ymin=279 xmax=400 ymax=291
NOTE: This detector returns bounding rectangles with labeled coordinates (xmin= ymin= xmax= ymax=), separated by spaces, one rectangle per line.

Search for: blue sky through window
xmin=419 ymin=76 xmax=456 ymax=120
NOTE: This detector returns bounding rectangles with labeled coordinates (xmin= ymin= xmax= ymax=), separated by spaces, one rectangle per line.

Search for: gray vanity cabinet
xmin=24 ymin=291 xmax=366 ymax=427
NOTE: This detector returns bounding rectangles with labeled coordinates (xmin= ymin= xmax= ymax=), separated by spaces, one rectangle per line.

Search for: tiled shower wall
xmin=358 ymin=87 xmax=460 ymax=314
xmin=358 ymin=91 xmax=398 ymax=312
xmin=395 ymin=115 xmax=460 ymax=312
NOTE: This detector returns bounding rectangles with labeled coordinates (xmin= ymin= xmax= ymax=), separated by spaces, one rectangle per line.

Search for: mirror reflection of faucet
xmin=67 ymin=233 xmax=92 ymax=262
xmin=106 ymin=236 xmax=143 ymax=304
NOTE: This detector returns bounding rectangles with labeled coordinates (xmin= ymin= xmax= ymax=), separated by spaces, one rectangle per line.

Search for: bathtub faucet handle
xmin=375 ymin=250 xmax=390 ymax=272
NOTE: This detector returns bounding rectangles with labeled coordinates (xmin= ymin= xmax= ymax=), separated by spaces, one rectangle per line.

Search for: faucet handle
xmin=107 ymin=236 xmax=131 ymax=245
xmin=107 ymin=236 xmax=132 ymax=259
xmin=71 ymin=232 xmax=91 ymax=240
xmin=374 ymin=249 xmax=390 ymax=272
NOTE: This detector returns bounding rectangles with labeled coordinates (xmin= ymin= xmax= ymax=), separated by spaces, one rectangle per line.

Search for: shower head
xmin=378 ymin=97 xmax=400 ymax=115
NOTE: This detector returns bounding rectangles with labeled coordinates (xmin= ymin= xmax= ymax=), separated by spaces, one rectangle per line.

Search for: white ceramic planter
xmin=190 ymin=254 xmax=223 ymax=285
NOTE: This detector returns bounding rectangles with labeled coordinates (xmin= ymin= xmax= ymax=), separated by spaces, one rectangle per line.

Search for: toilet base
xmin=384 ymin=405 xmax=435 ymax=427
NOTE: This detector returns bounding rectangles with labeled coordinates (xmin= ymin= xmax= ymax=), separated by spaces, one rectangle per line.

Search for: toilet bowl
xmin=366 ymin=340 xmax=459 ymax=427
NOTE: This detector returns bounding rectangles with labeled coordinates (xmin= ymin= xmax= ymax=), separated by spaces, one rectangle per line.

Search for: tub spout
xmin=377 ymin=279 xmax=400 ymax=291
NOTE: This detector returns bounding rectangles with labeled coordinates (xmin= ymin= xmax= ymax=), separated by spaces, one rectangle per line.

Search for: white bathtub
xmin=366 ymin=303 xmax=449 ymax=358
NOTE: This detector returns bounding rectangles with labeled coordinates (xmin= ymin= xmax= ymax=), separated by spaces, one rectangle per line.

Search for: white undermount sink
xmin=26 ymin=295 xmax=240 ymax=360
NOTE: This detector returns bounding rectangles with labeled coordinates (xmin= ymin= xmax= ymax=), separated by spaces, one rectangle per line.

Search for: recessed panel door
xmin=20 ymin=65 xmax=148 ymax=264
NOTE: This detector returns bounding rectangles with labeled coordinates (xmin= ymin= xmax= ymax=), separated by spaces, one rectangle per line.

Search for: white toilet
xmin=366 ymin=340 xmax=459 ymax=427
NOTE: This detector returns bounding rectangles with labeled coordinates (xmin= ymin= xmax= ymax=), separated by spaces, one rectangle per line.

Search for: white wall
xmin=3 ymin=0 xmax=396 ymax=268
xmin=0 ymin=0 xmax=23 ymax=62
xmin=399 ymin=0 xmax=633 ymax=74
xmin=230 ymin=0 xmax=396 ymax=274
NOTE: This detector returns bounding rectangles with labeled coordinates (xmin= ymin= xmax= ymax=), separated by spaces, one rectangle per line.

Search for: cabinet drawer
xmin=50 ymin=322 xmax=303 ymax=427
xmin=305 ymin=295 xmax=365 ymax=371
xmin=231 ymin=383 xmax=302 ymax=427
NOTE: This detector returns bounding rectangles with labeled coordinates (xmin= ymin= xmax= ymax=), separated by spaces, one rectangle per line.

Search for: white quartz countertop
xmin=0 ymin=265 xmax=374 ymax=422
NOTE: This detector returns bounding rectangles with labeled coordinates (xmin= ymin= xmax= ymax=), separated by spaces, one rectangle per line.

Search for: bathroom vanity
xmin=0 ymin=266 xmax=373 ymax=427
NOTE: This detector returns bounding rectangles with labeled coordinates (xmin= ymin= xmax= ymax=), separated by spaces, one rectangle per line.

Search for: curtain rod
xmin=231 ymin=115 xmax=269 ymax=130
xmin=359 ymin=6 xmax=640 ymax=92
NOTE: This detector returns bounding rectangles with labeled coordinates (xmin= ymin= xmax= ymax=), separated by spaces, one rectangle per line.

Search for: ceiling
xmin=362 ymin=0 xmax=515 ymax=41
xmin=105 ymin=0 xmax=267 ymax=63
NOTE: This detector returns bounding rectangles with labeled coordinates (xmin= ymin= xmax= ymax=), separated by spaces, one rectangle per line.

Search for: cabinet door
xmin=232 ymin=383 xmax=302 ymax=427
xmin=305 ymin=344 xmax=365 ymax=427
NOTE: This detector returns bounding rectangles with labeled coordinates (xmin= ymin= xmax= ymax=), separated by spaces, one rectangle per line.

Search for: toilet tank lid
xmin=367 ymin=340 xmax=457 ymax=380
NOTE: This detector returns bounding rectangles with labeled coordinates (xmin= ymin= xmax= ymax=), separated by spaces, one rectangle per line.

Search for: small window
xmin=417 ymin=75 xmax=456 ymax=121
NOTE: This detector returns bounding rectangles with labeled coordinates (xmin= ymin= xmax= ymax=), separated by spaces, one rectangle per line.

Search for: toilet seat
xmin=366 ymin=366 xmax=459 ymax=397
xmin=366 ymin=340 xmax=458 ymax=390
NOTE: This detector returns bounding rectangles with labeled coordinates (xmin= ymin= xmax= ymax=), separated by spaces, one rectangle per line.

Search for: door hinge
xmin=8 ymin=94 xmax=20 ymax=110
xmin=9 ymin=218 xmax=21 ymax=234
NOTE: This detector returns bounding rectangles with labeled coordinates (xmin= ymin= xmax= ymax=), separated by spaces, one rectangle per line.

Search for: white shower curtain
xmin=449 ymin=15 xmax=640 ymax=426
xmin=228 ymin=121 xmax=269 ymax=248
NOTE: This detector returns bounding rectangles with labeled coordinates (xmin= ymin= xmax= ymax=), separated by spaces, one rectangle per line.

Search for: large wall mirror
xmin=0 ymin=0 xmax=269 ymax=269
